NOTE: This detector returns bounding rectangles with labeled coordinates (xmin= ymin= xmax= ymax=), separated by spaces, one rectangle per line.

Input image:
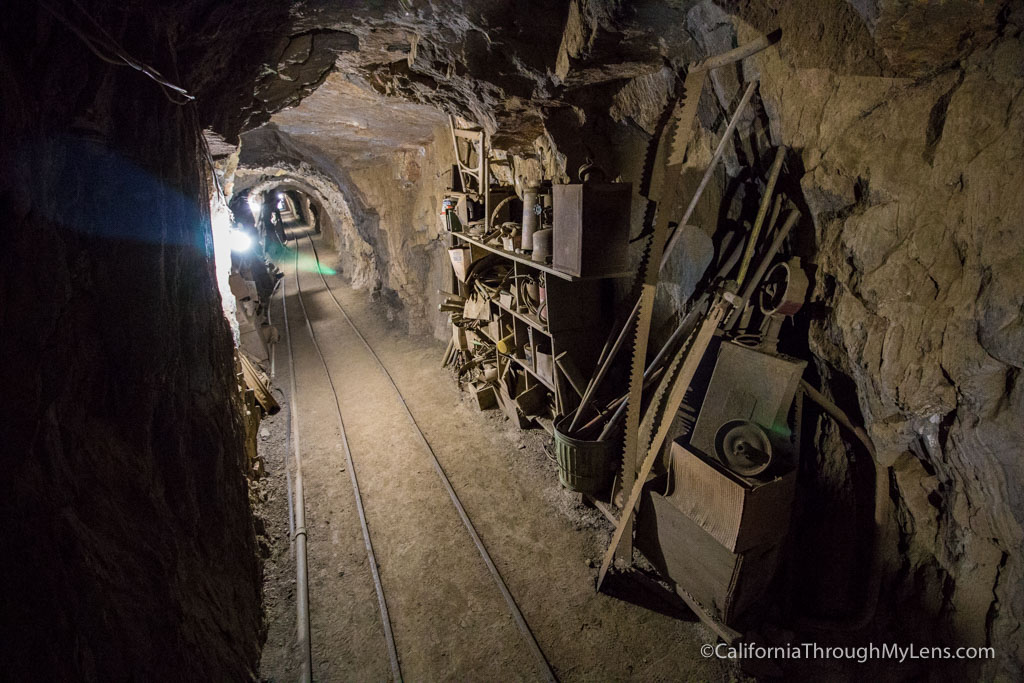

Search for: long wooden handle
xmin=688 ymin=30 xmax=781 ymax=73
xmin=596 ymin=301 xmax=728 ymax=590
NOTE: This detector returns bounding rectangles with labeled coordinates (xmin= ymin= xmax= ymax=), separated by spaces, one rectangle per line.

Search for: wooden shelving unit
xmin=441 ymin=126 xmax=632 ymax=428
xmin=447 ymin=230 xmax=633 ymax=281
xmin=448 ymin=240 xmax=612 ymax=425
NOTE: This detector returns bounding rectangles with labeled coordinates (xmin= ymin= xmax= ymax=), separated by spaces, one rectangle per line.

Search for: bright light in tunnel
xmin=247 ymin=195 xmax=261 ymax=218
xmin=229 ymin=227 xmax=252 ymax=253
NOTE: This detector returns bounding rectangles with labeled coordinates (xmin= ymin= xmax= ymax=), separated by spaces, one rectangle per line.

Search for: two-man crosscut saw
xmin=596 ymin=36 xmax=775 ymax=587
xmin=614 ymin=68 xmax=708 ymax=566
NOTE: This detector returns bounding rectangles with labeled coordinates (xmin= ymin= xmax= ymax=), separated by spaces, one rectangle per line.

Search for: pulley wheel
xmin=714 ymin=419 xmax=773 ymax=477
xmin=759 ymin=260 xmax=808 ymax=317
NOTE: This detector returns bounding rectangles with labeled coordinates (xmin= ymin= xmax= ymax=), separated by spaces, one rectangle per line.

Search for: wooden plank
xmin=688 ymin=30 xmax=780 ymax=74
xmin=238 ymin=351 xmax=279 ymax=415
xmin=596 ymin=301 xmax=727 ymax=590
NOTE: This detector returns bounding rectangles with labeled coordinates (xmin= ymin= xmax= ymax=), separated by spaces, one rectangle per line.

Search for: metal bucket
xmin=553 ymin=415 xmax=619 ymax=495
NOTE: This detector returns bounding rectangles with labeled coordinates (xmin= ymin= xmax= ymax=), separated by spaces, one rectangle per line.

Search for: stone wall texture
xmin=0 ymin=2 xmax=271 ymax=679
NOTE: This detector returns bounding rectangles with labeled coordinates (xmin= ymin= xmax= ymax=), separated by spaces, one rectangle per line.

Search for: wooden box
xmin=664 ymin=441 xmax=796 ymax=553
xmin=636 ymin=477 xmax=783 ymax=627
xmin=551 ymin=183 xmax=632 ymax=278
xmin=469 ymin=381 xmax=497 ymax=410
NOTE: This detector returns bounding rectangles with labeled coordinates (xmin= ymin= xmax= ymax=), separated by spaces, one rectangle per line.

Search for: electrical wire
xmin=39 ymin=0 xmax=195 ymax=104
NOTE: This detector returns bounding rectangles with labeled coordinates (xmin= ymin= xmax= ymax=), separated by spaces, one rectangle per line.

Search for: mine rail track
xmin=280 ymin=229 xmax=556 ymax=683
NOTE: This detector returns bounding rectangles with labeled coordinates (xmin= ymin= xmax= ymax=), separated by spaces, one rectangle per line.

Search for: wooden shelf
xmin=508 ymin=355 xmax=556 ymax=392
xmin=450 ymin=231 xmax=633 ymax=280
xmin=492 ymin=298 xmax=549 ymax=334
xmin=449 ymin=230 xmax=578 ymax=280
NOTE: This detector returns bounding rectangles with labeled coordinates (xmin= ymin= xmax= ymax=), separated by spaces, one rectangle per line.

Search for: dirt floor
xmin=255 ymin=232 xmax=743 ymax=681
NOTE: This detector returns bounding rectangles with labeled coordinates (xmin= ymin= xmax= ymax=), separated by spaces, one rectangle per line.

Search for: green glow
xmin=765 ymin=421 xmax=791 ymax=438
xmin=273 ymin=246 xmax=336 ymax=275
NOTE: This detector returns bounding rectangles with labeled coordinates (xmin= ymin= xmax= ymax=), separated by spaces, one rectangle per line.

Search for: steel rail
xmin=290 ymin=245 xmax=404 ymax=682
xmin=304 ymin=234 xmax=557 ymax=683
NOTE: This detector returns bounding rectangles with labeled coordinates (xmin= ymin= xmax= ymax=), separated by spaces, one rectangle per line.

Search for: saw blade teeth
xmin=667 ymin=70 xmax=706 ymax=166
xmin=666 ymin=102 xmax=689 ymax=166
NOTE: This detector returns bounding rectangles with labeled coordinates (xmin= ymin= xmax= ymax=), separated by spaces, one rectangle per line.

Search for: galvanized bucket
xmin=553 ymin=415 xmax=619 ymax=495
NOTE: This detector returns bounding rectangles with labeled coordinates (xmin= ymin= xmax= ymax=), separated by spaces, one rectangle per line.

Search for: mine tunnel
xmin=2 ymin=1 xmax=1022 ymax=681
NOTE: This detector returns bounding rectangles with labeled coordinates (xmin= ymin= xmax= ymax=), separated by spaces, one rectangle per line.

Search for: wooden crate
xmin=636 ymin=476 xmax=784 ymax=627
xmin=664 ymin=441 xmax=796 ymax=553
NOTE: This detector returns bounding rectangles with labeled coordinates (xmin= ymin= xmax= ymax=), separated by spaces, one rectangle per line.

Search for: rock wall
xmin=343 ymin=132 xmax=455 ymax=338
xmin=743 ymin=3 xmax=1024 ymax=672
xmin=0 ymin=3 xmax=267 ymax=679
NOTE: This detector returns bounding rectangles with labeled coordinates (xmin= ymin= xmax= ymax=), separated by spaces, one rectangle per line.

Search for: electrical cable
xmin=39 ymin=0 xmax=195 ymax=104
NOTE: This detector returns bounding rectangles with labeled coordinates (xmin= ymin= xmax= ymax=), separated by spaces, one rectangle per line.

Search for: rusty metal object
xmin=725 ymin=208 xmax=801 ymax=331
xmin=759 ymin=259 xmax=809 ymax=317
xmin=715 ymin=420 xmax=773 ymax=477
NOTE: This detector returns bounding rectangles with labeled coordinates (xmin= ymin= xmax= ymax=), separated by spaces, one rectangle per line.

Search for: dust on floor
xmin=253 ymin=235 xmax=741 ymax=682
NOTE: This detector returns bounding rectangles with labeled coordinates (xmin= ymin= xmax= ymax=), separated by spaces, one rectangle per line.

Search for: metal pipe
xmin=281 ymin=252 xmax=314 ymax=683
xmin=598 ymin=300 xmax=706 ymax=440
xmin=660 ymin=79 xmax=758 ymax=272
xmin=568 ymin=296 xmax=642 ymax=432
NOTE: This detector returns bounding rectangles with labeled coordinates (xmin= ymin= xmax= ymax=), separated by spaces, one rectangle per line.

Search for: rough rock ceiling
xmin=268 ymin=72 xmax=447 ymax=164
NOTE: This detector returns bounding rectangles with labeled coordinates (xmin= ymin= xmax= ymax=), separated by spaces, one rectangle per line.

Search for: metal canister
xmin=531 ymin=228 xmax=553 ymax=263
xmin=521 ymin=183 xmax=542 ymax=251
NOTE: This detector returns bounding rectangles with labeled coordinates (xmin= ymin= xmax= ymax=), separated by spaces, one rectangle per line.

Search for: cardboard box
xmin=448 ymin=248 xmax=472 ymax=282
xmin=664 ymin=441 xmax=795 ymax=553
xmin=463 ymin=294 xmax=491 ymax=320
xmin=452 ymin=324 xmax=468 ymax=352
xmin=499 ymin=290 xmax=515 ymax=309
xmin=448 ymin=243 xmax=486 ymax=283
xmin=535 ymin=351 xmax=553 ymax=383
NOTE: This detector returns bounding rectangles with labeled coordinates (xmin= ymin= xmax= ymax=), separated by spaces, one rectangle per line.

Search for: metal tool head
xmin=714 ymin=419 xmax=773 ymax=477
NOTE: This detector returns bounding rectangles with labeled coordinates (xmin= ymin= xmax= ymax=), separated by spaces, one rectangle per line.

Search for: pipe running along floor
xmin=257 ymin=229 xmax=739 ymax=681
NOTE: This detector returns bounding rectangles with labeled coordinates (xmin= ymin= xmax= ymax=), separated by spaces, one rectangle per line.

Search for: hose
xmin=795 ymin=380 xmax=888 ymax=633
